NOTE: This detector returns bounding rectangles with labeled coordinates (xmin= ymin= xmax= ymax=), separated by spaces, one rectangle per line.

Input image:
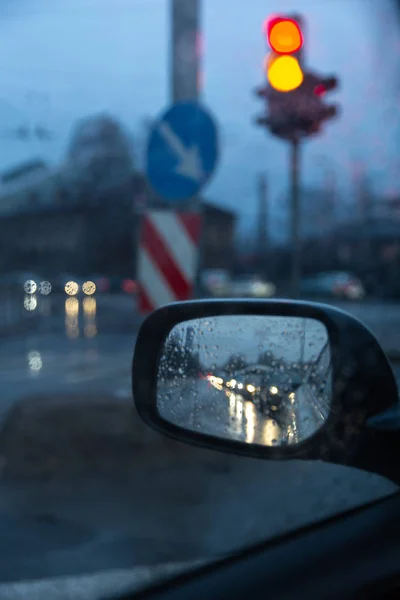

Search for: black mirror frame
xmin=132 ymin=299 xmax=399 ymax=481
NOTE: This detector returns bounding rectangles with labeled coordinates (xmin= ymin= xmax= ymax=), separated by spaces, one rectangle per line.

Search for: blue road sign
xmin=146 ymin=101 xmax=219 ymax=203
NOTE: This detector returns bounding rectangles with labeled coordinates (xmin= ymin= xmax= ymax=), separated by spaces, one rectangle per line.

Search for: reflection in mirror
xmin=156 ymin=315 xmax=332 ymax=447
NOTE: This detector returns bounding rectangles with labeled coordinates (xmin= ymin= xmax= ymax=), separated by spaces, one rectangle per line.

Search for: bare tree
xmin=67 ymin=114 xmax=135 ymax=206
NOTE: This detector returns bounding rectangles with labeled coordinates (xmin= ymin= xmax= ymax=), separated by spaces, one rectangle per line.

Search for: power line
xmin=6 ymin=0 xmax=160 ymax=19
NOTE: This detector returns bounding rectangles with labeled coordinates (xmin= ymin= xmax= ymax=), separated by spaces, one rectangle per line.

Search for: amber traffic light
xmin=264 ymin=15 xmax=304 ymax=93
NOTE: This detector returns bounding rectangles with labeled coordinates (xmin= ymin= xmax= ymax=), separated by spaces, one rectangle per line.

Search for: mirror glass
xmin=157 ymin=316 xmax=332 ymax=447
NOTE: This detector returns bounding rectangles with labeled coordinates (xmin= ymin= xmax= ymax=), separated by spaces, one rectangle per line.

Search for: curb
xmin=0 ymin=393 xmax=173 ymax=481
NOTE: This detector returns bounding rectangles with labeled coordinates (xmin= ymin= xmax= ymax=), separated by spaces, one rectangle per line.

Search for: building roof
xmin=201 ymin=200 xmax=237 ymax=220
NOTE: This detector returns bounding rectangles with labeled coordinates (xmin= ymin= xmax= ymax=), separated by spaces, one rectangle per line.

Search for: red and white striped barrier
xmin=137 ymin=210 xmax=202 ymax=313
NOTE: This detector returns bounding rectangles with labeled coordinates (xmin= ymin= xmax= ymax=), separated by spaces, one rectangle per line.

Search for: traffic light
xmin=263 ymin=15 xmax=304 ymax=93
xmin=313 ymin=76 xmax=338 ymax=97
xmin=254 ymin=72 xmax=340 ymax=140
xmin=255 ymin=15 xmax=340 ymax=140
xmin=304 ymin=72 xmax=340 ymax=128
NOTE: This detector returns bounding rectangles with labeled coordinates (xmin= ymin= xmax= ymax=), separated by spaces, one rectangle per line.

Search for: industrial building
xmin=0 ymin=162 xmax=237 ymax=279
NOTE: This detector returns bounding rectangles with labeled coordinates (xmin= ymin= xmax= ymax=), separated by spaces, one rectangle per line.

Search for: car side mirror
xmin=132 ymin=299 xmax=400 ymax=485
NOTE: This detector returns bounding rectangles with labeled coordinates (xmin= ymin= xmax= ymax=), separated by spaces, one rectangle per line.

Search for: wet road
xmin=0 ymin=293 xmax=397 ymax=587
xmin=0 ymin=292 xmax=136 ymax=413
xmin=158 ymin=377 xmax=328 ymax=447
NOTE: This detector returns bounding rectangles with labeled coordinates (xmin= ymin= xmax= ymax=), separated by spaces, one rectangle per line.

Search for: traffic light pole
xmin=256 ymin=13 xmax=339 ymax=299
xmin=290 ymin=137 xmax=301 ymax=298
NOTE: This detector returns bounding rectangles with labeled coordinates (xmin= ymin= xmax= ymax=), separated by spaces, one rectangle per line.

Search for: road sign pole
xmin=290 ymin=137 xmax=301 ymax=298
xmin=146 ymin=101 xmax=218 ymax=301
xmin=255 ymin=13 xmax=340 ymax=299
xmin=171 ymin=0 xmax=200 ymax=103
xmin=170 ymin=0 xmax=204 ymax=297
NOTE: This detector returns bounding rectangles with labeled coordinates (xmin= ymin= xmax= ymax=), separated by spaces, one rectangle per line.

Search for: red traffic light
xmin=313 ymin=77 xmax=338 ymax=96
xmin=314 ymin=84 xmax=326 ymax=97
xmin=264 ymin=16 xmax=303 ymax=55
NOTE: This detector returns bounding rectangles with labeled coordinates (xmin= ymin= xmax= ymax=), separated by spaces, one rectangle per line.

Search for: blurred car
xmin=46 ymin=274 xmax=96 ymax=296
xmin=92 ymin=275 xmax=138 ymax=294
xmin=300 ymin=271 xmax=365 ymax=301
xmin=204 ymin=365 xmax=303 ymax=431
xmin=200 ymin=269 xmax=231 ymax=297
xmin=0 ymin=271 xmax=48 ymax=295
xmin=49 ymin=273 xmax=84 ymax=296
xmin=45 ymin=274 xmax=137 ymax=296
xmin=230 ymin=275 xmax=276 ymax=298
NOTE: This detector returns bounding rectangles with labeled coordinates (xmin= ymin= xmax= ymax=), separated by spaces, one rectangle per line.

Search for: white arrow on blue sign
xmin=146 ymin=101 xmax=219 ymax=203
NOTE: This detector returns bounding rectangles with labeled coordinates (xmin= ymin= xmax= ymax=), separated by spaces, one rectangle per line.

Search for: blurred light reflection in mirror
xmin=157 ymin=315 xmax=332 ymax=447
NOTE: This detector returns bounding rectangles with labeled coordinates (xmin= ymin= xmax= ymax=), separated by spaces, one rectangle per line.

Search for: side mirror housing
xmin=132 ymin=300 xmax=399 ymax=484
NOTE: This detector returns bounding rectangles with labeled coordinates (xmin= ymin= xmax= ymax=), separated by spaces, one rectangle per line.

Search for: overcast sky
xmin=0 ymin=0 xmax=398 ymax=235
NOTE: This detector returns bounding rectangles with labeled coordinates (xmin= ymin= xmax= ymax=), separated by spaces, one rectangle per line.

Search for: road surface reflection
xmin=65 ymin=296 xmax=97 ymax=339
xmin=227 ymin=388 xmax=289 ymax=445
xmin=159 ymin=371 xmax=327 ymax=447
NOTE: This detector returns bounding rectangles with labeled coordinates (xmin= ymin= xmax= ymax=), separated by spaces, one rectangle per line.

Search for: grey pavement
xmin=0 ymin=292 xmax=136 ymax=422
xmin=328 ymin=299 xmax=400 ymax=357
xmin=0 ymin=293 xmax=397 ymax=587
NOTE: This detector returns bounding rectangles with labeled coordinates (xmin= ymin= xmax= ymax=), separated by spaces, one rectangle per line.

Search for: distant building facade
xmin=201 ymin=201 xmax=237 ymax=271
xmin=0 ymin=158 xmax=237 ymax=278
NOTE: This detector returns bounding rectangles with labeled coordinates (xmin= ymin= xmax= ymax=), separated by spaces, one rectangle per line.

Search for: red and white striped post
xmin=137 ymin=210 xmax=202 ymax=313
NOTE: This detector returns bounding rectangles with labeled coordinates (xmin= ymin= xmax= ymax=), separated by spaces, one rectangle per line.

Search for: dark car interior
xmin=120 ymin=299 xmax=400 ymax=600
xmin=113 ymin=491 xmax=400 ymax=600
